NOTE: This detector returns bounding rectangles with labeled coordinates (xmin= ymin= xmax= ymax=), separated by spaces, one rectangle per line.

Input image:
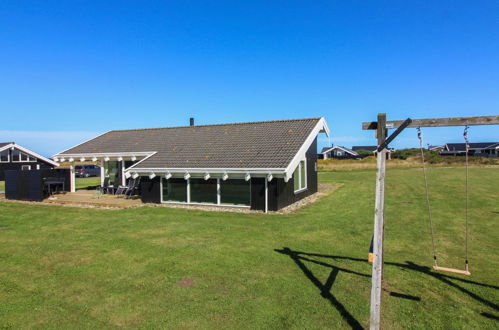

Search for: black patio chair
xmin=116 ymin=178 xmax=134 ymax=197
xmin=125 ymin=177 xmax=140 ymax=199
xmin=107 ymin=180 xmax=121 ymax=195
xmin=97 ymin=177 xmax=110 ymax=195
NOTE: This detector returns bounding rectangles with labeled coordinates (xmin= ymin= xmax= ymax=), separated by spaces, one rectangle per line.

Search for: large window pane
xmin=293 ymin=159 xmax=307 ymax=192
xmin=105 ymin=161 xmax=120 ymax=184
xmin=12 ymin=150 xmax=20 ymax=162
xmin=293 ymin=166 xmax=300 ymax=191
xmin=163 ymin=178 xmax=187 ymax=202
xmin=300 ymin=160 xmax=306 ymax=188
xmin=0 ymin=150 xmax=8 ymax=162
xmin=190 ymin=178 xmax=217 ymax=204
xmin=221 ymin=179 xmax=250 ymax=206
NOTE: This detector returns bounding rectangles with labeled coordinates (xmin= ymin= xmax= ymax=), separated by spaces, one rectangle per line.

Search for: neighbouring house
xmin=318 ymin=145 xmax=359 ymax=159
xmin=428 ymin=145 xmax=445 ymax=152
xmin=351 ymin=145 xmax=394 ymax=159
xmin=440 ymin=142 xmax=499 ymax=157
xmin=0 ymin=142 xmax=59 ymax=180
xmin=53 ymin=118 xmax=330 ymax=212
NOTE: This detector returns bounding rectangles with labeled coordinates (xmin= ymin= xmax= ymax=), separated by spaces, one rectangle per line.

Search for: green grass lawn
xmin=0 ymin=167 xmax=498 ymax=329
xmin=75 ymin=177 xmax=101 ymax=190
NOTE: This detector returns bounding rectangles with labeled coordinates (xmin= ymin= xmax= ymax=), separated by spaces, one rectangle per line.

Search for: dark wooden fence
xmin=5 ymin=169 xmax=71 ymax=201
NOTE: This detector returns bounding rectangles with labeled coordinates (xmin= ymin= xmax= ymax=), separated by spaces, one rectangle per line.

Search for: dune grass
xmin=0 ymin=167 xmax=498 ymax=329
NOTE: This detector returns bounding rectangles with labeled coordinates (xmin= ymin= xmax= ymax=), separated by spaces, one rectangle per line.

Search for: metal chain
xmin=463 ymin=126 xmax=470 ymax=270
xmin=417 ymin=127 xmax=438 ymax=266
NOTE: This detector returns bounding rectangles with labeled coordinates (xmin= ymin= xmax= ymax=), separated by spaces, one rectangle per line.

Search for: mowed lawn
xmin=0 ymin=167 xmax=498 ymax=329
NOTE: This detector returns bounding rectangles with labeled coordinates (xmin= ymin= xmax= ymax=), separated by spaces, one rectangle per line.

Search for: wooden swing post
xmin=362 ymin=114 xmax=499 ymax=330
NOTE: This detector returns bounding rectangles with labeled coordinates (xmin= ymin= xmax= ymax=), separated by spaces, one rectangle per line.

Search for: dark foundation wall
xmin=140 ymin=176 xmax=161 ymax=203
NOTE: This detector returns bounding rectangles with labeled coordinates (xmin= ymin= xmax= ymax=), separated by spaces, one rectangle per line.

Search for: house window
xmin=21 ymin=165 xmax=31 ymax=170
xmin=162 ymin=178 xmax=187 ymax=203
xmin=104 ymin=161 xmax=120 ymax=184
xmin=220 ymin=179 xmax=250 ymax=206
xmin=161 ymin=177 xmax=251 ymax=207
xmin=293 ymin=159 xmax=307 ymax=193
xmin=12 ymin=150 xmax=20 ymax=162
xmin=0 ymin=150 xmax=8 ymax=162
xmin=11 ymin=150 xmax=36 ymax=162
xmin=190 ymin=178 xmax=217 ymax=204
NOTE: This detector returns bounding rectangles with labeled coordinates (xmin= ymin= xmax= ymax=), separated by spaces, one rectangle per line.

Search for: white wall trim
xmin=9 ymin=144 xmax=59 ymax=167
xmin=285 ymin=117 xmax=329 ymax=179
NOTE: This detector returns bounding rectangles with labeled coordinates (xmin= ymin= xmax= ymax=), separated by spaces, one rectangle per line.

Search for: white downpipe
xmin=217 ymin=178 xmax=221 ymax=205
xmin=265 ymin=179 xmax=268 ymax=213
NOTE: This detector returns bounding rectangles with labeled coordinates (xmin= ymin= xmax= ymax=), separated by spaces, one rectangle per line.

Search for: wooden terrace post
xmin=69 ymin=165 xmax=76 ymax=192
xmin=100 ymin=160 xmax=105 ymax=186
xmin=370 ymin=113 xmax=387 ymax=330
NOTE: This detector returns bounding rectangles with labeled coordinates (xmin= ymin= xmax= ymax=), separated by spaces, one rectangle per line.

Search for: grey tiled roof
xmin=59 ymin=118 xmax=322 ymax=169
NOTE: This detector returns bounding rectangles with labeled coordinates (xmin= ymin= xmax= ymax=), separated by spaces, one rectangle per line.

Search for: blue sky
xmin=1 ymin=1 xmax=498 ymax=156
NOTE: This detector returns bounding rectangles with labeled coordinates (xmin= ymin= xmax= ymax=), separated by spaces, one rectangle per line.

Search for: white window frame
xmin=11 ymin=149 xmax=37 ymax=163
xmin=160 ymin=176 xmax=251 ymax=208
xmin=21 ymin=165 xmax=31 ymax=170
xmin=0 ymin=149 xmax=9 ymax=163
xmin=294 ymin=159 xmax=307 ymax=194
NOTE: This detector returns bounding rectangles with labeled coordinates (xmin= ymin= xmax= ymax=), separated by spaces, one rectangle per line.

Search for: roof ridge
xmin=108 ymin=117 xmax=322 ymax=133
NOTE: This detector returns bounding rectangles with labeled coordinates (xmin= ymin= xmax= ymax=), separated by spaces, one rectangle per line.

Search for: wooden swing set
xmin=362 ymin=114 xmax=499 ymax=330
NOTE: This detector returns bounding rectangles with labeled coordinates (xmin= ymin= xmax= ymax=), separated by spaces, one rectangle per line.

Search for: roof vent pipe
xmin=190 ymin=117 xmax=195 ymax=126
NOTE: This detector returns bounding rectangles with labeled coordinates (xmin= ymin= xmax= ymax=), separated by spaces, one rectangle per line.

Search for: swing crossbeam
xmin=433 ymin=265 xmax=471 ymax=276
xmin=363 ymin=115 xmax=499 ymax=130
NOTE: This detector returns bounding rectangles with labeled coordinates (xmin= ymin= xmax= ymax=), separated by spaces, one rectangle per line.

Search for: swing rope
xmin=416 ymin=127 xmax=438 ymax=267
xmin=463 ymin=126 xmax=470 ymax=272
xmin=417 ymin=126 xmax=471 ymax=275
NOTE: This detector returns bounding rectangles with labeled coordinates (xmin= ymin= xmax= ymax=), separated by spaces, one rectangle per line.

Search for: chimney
xmin=190 ymin=117 xmax=195 ymax=126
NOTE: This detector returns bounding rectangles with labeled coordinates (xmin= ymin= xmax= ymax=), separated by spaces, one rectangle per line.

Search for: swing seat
xmin=433 ymin=265 xmax=471 ymax=276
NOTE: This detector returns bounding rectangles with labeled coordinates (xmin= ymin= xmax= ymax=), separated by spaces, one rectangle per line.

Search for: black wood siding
xmin=140 ymin=176 xmax=161 ymax=203
xmin=4 ymin=169 xmax=70 ymax=201
xmin=0 ymin=148 xmax=55 ymax=180
xmin=250 ymin=138 xmax=318 ymax=211
xmin=275 ymin=137 xmax=318 ymax=210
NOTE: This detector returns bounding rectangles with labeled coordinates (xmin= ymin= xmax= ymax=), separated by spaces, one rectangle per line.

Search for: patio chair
xmin=107 ymin=180 xmax=121 ymax=195
xmin=96 ymin=177 xmax=110 ymax=195
xmin=125 ymin=177 xmax=140 ymax=199
xmin=116 ymin=178 xmax=134 ymax=197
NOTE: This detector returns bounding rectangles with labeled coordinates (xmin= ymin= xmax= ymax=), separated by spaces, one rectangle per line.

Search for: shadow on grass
xmin=275 ymin=247 xmax=499 ymax=329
